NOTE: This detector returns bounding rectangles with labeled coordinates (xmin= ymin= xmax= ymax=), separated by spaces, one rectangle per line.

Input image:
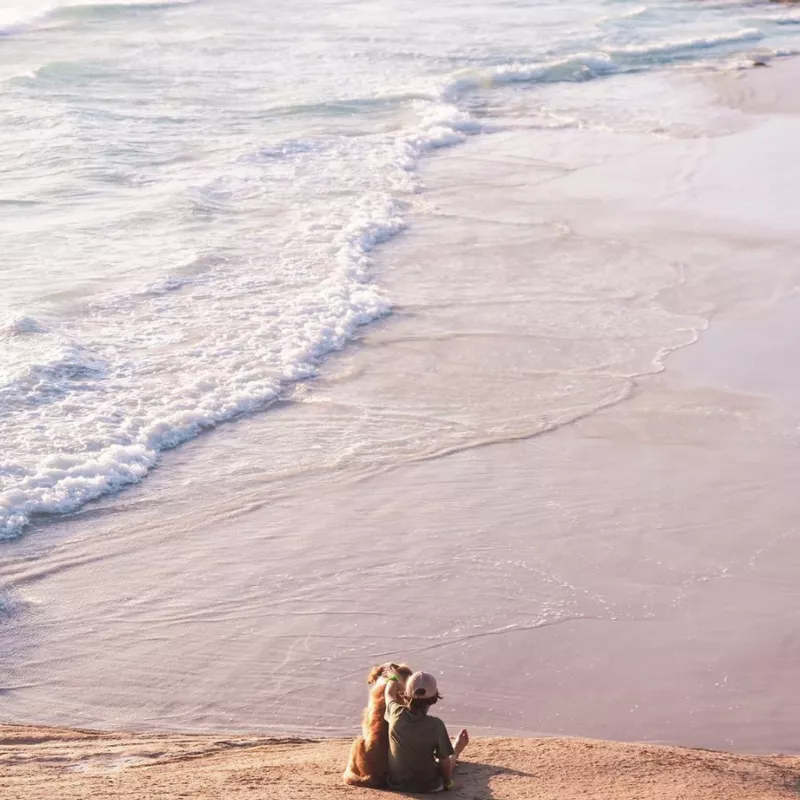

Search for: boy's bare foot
xmin=453 ymin=729 xmax=469 ymax=758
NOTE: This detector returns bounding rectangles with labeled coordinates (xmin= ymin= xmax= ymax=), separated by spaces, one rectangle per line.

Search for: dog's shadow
xmin=388 ymin=760 xmax=534 ymax=800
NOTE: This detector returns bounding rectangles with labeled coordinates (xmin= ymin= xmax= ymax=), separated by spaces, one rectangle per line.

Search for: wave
xmin=0 ymin=318 xmax=107 ymax=421
xmin=596 ymin=5 xmax=650 ymax=24
xmin=0 ymin=316 xmax=49 ymax=338
xmin=0 ymin=591 xmax=18 ymax=618
xmin=438 ymin=27 xmax=769 ymax=102
xmin=764 ymin=14 xmax=800 ymax=28
xmin=0 ymin=102 xmax=477 ymax=541
xmin=0 ymin=10 xmax=47 ymax=36
xmin=54 ymin=0 xmax=198 ymax=18
xmin=0 ymin=0 xmax=194 ymax=37
xmin=605 ymin=27 xmax=764 ymax=58
xmin=0 ymin=346 xmax=107 ymax=414
xmin=124 ymin=24 xmax=775 ymax=136
xmin=441 ymin=53 xmax=619 ymax=102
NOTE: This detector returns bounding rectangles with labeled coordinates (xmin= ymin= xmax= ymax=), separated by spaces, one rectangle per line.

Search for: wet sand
xmin=2 ymin=724 xmax=799 ymax=800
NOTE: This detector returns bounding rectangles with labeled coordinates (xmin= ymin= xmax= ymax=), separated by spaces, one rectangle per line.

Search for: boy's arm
xmin=440 ymin=752 xmax=454 ymax=784
xmin=437 ymin=721 xmax=456 ymax=787
xmin=384 ymin=674 xmax=401 ymax=707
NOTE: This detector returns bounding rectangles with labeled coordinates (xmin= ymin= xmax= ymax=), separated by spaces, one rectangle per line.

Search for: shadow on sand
xmin=389 ymin=760 xmax=535 ymax=800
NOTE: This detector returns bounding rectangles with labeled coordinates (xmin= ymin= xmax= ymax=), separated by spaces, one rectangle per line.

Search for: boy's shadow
xmin=390 ymin=760 xmax=534 ymax=800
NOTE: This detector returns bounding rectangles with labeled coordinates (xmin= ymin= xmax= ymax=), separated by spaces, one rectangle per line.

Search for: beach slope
xmin=1 ymin=724 xmax=799 ymax=799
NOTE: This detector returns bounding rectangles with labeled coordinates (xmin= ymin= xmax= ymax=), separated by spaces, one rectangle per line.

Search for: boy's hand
xmin=385 ymin=675 xmax=401 ymax=702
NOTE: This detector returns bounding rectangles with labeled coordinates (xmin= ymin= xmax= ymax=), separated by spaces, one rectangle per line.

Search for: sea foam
xmin=0 ymin=0 xmax=195 ymax=37
xmin=0 ymin=101 xmax=477 ymax=539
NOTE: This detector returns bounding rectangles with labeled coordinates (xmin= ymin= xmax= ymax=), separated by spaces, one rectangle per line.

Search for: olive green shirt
xmin=385 ymin=699 xmax=455 ymax=793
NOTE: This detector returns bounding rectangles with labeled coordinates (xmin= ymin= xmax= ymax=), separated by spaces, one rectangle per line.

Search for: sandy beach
xmin=3 ymin=724 xmax=800 ymax=800
xmin=5 ymin=55 xmax=800 ymax=749
xmin=3 ymin=30 xmax=800 ymax=800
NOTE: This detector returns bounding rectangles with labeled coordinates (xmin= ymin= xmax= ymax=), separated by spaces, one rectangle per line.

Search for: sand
xmin=713 ymin=56 xmax=800 ymax=115
xmin=2 ymin=724 xmax=800 ymax=800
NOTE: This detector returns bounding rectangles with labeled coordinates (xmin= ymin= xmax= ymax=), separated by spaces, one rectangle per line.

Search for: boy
xmin=384 ymin=670 xmax=469 ymax=792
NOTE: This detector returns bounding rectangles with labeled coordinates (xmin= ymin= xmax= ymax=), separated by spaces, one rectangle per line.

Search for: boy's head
xmin=405 ymin=671 xmax=443 ymax=712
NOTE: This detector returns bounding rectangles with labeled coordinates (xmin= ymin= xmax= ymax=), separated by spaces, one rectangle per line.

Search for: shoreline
xmin=2 ymin=723 xmax=800 ymax=800
xmin=3 ymin=60 xmax=800 ymax=756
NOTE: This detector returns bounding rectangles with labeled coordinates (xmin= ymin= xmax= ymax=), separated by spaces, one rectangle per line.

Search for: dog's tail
xmin=342 ymin=766 xmax=383 ymax=788
xmin=342 ymin=736 xmax=387 ymax=788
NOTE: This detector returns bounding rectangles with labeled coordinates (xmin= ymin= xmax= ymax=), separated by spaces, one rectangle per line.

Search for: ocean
xmin=3 ymin=0 xmax=800 ymax=750
xmin=2 ymin=0 xmax=799 ymax=539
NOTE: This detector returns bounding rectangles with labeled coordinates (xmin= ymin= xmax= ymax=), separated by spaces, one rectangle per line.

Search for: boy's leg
xmin=445 ymin=729 xmax=470 ymax=773
xmin=438 ymin=729 xmax=470 ymax=790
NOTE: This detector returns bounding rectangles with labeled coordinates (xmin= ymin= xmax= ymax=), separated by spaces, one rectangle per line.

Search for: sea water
xmin=2 ymin=0 xmax=799 ymax=539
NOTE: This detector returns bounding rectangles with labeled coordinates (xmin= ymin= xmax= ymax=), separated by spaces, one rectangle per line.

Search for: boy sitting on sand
xmin=384 ymin=670 xmax=469 ymax=792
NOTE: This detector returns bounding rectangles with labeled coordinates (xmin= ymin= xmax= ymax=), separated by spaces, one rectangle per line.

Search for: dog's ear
xmin=395 ymin=663 xmax=413 ymax=679
xmin=367 ymin=665 xmax=383 ymax=684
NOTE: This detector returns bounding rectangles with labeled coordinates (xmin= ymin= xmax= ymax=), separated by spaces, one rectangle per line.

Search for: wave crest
xmin=0 ymin=0 xmax=195 ymax=37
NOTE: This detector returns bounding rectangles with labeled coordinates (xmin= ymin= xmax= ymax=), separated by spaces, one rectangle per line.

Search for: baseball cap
xmin=405 ymin=671 xmax=439 ymax=700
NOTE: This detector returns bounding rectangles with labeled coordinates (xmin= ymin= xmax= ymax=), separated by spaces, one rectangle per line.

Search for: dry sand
xmin=2 ymin=723 xmax=800 ymax=800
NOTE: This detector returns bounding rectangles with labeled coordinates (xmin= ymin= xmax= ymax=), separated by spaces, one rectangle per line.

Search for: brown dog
xmin=342 ymin=661 xmax=413 ymax=788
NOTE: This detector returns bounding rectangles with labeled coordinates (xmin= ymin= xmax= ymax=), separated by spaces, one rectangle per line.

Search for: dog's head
xmin=367 ymin=662 xmax=413 ymax=686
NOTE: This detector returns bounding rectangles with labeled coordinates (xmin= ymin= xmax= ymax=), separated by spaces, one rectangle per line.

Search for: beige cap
xmin=405 ymin=671 xmax=438 ymax=700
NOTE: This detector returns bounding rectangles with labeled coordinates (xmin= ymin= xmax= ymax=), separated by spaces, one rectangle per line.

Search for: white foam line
xmin=605 ymin=27 xmax=764 ymax=57
xmin=438 ymin=28 xmax=767 ymax=104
